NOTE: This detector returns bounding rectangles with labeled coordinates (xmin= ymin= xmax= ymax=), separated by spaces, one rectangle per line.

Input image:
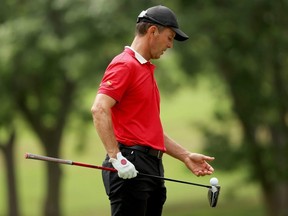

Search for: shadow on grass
xmin=162 ymin=199 xmax=266 ymax=216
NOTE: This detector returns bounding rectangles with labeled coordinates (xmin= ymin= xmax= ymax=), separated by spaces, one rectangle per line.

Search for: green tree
xmin=4 ymin=0 xmax=288 ymax=215
xmin=0 ymin=0 xmax=152 ymax=215
xmin=176 ymin=1 xmax=288 ymax=215
xmin=0 ymin=17 xmax=20 ymax=213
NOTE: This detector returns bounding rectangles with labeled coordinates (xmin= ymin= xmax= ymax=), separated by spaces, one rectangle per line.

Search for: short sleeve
xmin=98 ymin=62 xmax=132 ymax=102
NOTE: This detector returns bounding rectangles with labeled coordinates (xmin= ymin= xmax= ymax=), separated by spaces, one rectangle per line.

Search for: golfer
xmin=91 ymin=5 xmax=215 ymax=216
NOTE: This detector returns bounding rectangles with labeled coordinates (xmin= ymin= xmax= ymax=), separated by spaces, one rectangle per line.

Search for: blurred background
xmin=1 ymin=0 xmax=287 ymax=215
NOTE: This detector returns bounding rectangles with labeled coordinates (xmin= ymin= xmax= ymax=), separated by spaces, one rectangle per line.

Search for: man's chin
xmin=152 ymin=55 xmax=162 ymax=60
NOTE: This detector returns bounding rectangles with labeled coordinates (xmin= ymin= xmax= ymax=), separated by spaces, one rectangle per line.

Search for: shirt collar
xmin=125 ymin=46 xmax=148 ymax=64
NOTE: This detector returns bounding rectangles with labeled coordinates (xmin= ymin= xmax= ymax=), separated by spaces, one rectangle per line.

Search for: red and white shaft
xmin=25 ymin=153 xmax=116 ymax=172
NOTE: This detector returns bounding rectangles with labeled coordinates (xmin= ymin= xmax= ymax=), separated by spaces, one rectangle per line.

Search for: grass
xmin=163 ymin=200 xmax=265 ymax=216
xmin=0 ymin=86 xmax=266 ymax=216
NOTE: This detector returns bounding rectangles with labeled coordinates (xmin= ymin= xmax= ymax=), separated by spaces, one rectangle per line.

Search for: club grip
xmin=25 ymin=153 xmax=73 ymax=165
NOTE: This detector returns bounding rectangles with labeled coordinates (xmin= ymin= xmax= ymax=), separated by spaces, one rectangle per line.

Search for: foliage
xmin=175 ymin=0 xmax=288 ymax=215
xmin=0 ymin=0 xmax=157 ymax=215
xmin=1 ymin=0 xmax=288 ymax=215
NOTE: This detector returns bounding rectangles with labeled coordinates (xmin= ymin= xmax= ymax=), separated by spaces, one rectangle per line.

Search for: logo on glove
xmin=121 ymin=159 xmax=127 ymax=165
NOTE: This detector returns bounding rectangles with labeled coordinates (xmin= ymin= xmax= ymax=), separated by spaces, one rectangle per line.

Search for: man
xmin=91 ymin=5 xmax=215 ymax=216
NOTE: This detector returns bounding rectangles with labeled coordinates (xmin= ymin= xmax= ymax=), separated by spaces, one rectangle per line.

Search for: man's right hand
xmin=109 ymin=152 xmax=138 ymax=179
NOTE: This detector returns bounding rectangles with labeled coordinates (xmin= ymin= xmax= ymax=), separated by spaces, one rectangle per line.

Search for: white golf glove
xmin=109 ymin=152 xmax=138 ymax=179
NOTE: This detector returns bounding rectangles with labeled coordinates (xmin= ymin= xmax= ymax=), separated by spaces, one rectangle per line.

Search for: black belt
xmin=119 ymin=143 xmax=164 ymax=159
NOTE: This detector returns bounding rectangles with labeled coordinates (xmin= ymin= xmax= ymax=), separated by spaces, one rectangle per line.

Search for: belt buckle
xmin=157 ymin=150 xmax=162 ymax=159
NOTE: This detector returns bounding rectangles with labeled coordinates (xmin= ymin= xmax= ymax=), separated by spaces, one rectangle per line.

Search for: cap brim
xmin=172 ymin=27 xmax=189 ymax=41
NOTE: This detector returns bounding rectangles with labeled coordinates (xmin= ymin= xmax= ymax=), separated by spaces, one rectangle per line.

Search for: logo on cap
xmin=138 ymin=10 xmax=147 ymax=18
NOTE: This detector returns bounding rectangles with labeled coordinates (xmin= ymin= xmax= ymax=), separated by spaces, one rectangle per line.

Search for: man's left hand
xmin=184 ymin=153 xmax=215 ymax=176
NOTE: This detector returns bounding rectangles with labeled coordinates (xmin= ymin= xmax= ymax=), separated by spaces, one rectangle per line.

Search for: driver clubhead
xmin=208 ymin=185 xmax=221 ymax=207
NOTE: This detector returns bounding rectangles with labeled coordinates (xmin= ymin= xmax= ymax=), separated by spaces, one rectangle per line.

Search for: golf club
xmin=25 ymin=152 xmax=220 ymax=207
xmin=208 ymin=186 xmax=221 ymax=207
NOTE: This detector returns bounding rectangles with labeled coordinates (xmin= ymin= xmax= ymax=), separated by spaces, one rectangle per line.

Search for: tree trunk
xmin=43 ymin=145 xmax=63 ymax=216
xmin=44 ymin=162 xmax=62 ymax=216
xmin=0 ymin=130 xmax=20 ymax=216
xmin=263 ymin=183 xmax=288 ymax=216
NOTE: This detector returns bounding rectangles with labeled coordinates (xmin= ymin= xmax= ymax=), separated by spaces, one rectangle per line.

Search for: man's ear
xmin=148 ymin=25 xmax=158 ymax=36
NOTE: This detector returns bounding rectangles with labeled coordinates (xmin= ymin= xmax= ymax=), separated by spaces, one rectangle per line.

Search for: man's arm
xmin=91 ymin=93 xmax=119 ymax=159
xmin=164 ymin=133 xmax=215 ymax=176
xmin=91 ymin=93 xmax=138 ymax=179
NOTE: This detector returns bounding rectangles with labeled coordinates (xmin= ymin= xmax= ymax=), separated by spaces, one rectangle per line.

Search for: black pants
xmin=102 ymin=147 xmax=167 ymax=216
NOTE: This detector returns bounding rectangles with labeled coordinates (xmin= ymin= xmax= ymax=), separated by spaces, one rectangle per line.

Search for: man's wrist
xmin=108 ymin=150 xmax=120 ymax=159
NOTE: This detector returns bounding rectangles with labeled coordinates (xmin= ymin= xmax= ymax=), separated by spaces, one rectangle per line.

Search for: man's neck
xmin=130 ymin=36 xmax=150 ymax=61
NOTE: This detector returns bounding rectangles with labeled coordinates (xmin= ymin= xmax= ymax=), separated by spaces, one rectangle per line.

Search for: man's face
xmin=150 ymin=27 xmax=175 ymax=59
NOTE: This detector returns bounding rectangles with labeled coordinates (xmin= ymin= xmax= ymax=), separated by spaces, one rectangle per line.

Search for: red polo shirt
xmin=98 ymin=47 xmax=165 ymax=151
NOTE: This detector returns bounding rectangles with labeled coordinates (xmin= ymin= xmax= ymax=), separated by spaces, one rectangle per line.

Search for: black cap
xmin=136 ymin=5 xmax=189 ymax=41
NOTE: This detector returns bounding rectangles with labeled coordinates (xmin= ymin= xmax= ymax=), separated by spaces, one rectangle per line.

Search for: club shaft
xmin=25 ymin=153 xmax=211 ymax=188
xmin=25 ymin=153 xmax=73 ymax=165
xmin=72 ymin=161 xmax=116 ymax=172
xmin=25 ymin=153 xmax=117 ymax=172
xmin=138 ymin=173 xmax=211 ymax=188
